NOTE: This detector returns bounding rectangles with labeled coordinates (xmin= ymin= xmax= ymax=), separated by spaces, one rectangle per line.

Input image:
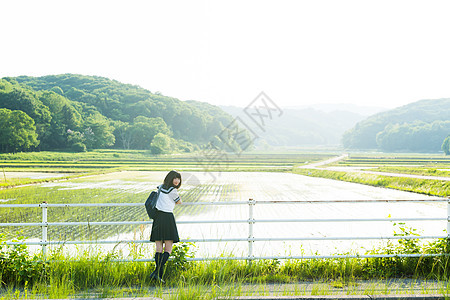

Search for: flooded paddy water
xmin=0 ymin=171 xmax=445 ymax=258
xmin=174 ymin=171 xmax=445 ymax=258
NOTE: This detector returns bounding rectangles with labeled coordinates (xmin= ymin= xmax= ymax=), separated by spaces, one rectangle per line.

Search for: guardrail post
xmin=248 ymin=198 xmax=255 ymax=264
xmin=41 ymin=201 xmax=48 ymax=258
xmin=447 ymin=198 xmax=450 ymax=239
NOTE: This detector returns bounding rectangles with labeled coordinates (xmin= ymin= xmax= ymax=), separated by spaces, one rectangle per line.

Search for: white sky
xmin=2 ymin=0 xmax=450 ymax=109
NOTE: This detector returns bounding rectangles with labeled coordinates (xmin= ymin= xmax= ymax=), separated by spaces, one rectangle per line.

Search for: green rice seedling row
xmin=335 ymin=154 xmax=450 ymax=167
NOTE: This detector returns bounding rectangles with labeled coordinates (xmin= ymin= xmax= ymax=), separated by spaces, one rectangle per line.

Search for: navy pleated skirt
xmin=150 ymin=210 xmax=180 ymax=243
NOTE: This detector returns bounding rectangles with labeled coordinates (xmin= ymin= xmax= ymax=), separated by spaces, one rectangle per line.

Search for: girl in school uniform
xmin=149 ymin=170 xmax=182 ymax=283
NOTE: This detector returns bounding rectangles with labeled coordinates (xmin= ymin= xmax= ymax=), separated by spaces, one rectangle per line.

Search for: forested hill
xmin=342 ymin=98 xmax=450 ymax=152
xmin=0 ymin=74 xmax=249 ymax=153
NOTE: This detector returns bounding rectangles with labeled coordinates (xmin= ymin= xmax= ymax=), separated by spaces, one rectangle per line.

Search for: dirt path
xmin=297 ymin=154 xmax=349 ymax=168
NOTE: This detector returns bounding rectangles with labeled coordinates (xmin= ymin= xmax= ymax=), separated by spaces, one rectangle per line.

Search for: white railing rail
xmin=1 ymin=198 xmax=449 ymax=261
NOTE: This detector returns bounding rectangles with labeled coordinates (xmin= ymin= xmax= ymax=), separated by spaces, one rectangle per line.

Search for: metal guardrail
xmin=1 ymin=198 xmax=449 ymax=261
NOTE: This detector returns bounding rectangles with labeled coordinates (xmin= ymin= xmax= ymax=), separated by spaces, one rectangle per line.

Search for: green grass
xmin=0 ymin=149 xmax=150 ymax=161
xmin=373 ymin=166 xmax=450 ymax=177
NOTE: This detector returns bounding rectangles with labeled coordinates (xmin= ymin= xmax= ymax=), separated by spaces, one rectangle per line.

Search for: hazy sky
xmin=2 ymin=0 xmax=450 ymax=109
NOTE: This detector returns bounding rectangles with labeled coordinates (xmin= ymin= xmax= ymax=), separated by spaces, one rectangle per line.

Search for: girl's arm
xmin=173 ymin=190 xmax=182 ymax=205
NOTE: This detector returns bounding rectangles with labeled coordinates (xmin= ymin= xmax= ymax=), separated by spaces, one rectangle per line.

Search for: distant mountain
xmin=342 ymin=98 xmax=450 ymax=152
xmin=221 ymin=105 xmax=368 ymax=147
xmin=286 ymin=103 xmax=387 ymax=116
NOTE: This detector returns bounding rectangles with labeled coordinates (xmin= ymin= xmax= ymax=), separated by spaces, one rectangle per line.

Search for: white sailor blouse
xmin=155 ymin=185 xmax=181 ymax=213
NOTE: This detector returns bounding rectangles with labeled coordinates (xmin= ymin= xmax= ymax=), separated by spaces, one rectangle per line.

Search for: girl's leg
xmin=155 ymin=240 xmax=164 ymax=253
xmin=163 ymin=240 xmax=173 ymax=254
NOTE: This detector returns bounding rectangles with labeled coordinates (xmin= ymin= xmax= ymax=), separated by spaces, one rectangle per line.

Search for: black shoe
xmin=156 ymin=276 xmax=165 ymax=284
xmin=150 ymin=271 xmax=165 ymax=283
xmin=149 ymin=270 xmax=158 ymax=280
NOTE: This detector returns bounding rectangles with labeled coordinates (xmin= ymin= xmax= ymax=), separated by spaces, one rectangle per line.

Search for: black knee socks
xmin=151 ymin=252 xmax=170 ymax=281
xmin=151 ymin=252 xmax=162 ymax=278
xmin=159 ymin=252 xmax=170 ymax=279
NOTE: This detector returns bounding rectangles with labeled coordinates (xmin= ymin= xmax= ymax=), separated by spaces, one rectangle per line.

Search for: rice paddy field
xmin=1 ymin=150 xmax=449 ymax=260
xmin=0 ymin=149 xmax=330 ymax=172
xmin=0 ymin=151 xmax=333 ymax=254
xmin=294 ymin=152 xmax=450 ymax=198
xmin=329 ymin=153 xmax=450 ymax=177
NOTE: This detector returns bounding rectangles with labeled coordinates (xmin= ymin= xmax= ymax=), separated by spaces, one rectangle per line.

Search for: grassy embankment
xmin=1 ymin=227 xmax=450 ymax=299
xmin=294 ymin=154 xmax=450 ymax=197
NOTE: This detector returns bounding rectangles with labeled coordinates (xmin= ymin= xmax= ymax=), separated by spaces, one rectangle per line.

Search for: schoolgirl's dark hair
xmin=163 ymin=170 xmax=182 ymax=189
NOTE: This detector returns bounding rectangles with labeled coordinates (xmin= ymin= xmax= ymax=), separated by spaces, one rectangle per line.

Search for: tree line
xmin=342 ymin=98 xmax=450 ymax=153
xmin=0 ymin=75 xmax=253 ymax=153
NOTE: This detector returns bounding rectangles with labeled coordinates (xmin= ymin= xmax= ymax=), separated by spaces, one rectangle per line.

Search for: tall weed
xmin=1 ymin=227 xmax=450 ymax=298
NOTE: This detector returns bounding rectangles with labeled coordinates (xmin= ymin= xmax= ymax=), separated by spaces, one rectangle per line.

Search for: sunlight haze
xmin=2 ymin=0 xmax=450 ymax=109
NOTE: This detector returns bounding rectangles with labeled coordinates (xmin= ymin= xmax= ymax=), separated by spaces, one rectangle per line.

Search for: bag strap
xmin=156 ymin=185 xmax=162 ymax=199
